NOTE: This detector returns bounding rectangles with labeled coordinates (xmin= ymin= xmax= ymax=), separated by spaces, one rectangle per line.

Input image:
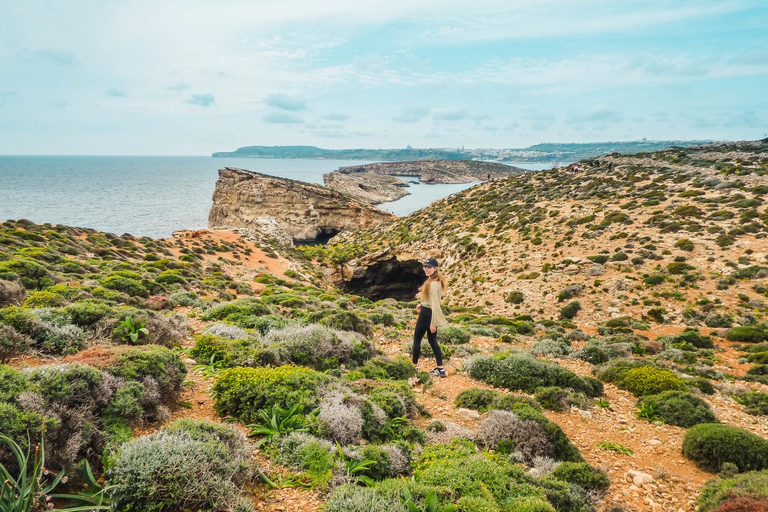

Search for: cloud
xmin=262 ymin=111 xmax=305 ymax=124
xmin=322 ymin=112 xmax=349 ymax=121
xmin=432 ymin=107 xmax=468 ymax=121
xmin=185 ymin=93 xmax=215 ymax=107
xmin=22 ymin=48 xmax=77 ymax=65
xmin=393 ymin=106 xmax=430 ymax=123
xmin=49 ymin=100 xmax=68 ymax=108
xmin=167 ymin=83 xmax=191 ymax=92
xmin=264 ymin=93 xmax=307 ymax=111
xmin=106 ymin=89 xmax=128 ymax=98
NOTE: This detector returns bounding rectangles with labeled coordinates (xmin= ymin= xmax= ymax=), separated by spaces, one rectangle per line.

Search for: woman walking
xmin=413 ymin=257 xmax=449 ymax=377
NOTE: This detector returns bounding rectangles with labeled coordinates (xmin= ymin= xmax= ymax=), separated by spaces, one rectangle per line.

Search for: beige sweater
xmin=420 ymin=280 xmax=449 ymax=329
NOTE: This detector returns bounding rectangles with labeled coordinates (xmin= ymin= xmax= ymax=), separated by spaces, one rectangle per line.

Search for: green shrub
xmin=438 ymin=326 xmax=471 ymax=345
xmin=360 ymin=356 xmax=417 ymax=381
xmin=666 ymin=329 xmax=714 ymax=349
xmin=110 ymin=420 xmax=254 ymax=512
xmin=551 ymin=462 xmax=610 ymax=492
xmin=643 ymin=274 xmax=665 ymax=286
xmin=107 ymin=345 xmax=187 ymax=391
xmin=534 ymin=386 xmax=588 ymax=412
xmin=618 ymin=366 xmax=687 ymax=396
xmin=682 ymin=424 xmax=768 ymax=472
xmin=667 ymin=262 xmax=696 ymax=274
xmin=0 ymin=403 xmax=47 ymax=458
xmin=66 ymin=300 xmax=114 ymax=326
xmin=726 ymin=326 xmax=768 ymax=343
xmin=506 ymin=290 xmax=525 ymax=304
xmin=587 ymin=255 xmax=609 ymax=264
xmin=467 ymin=353 xmax=601 ymax=396
xmin=697 ymin=470 xmax=768 ymax=512
xmin=101 ymin=275 xmax=149 ymax=297
xmin=638 ymin=390 xmax=717 ymax=427
xmin=203 ymin=298 xmax=272 ymax=323
xmin=191 ymin=333 xmax=233 ymax=362
xmin=734 ymin=392 xmax=768 ymax=416
xmin=560 ymin=301 xmax=581 ymax=319
xmin=0 ymin=324 xmax=30 ymax=361
xmin=454 ymin=388 xmax=538 ymax=413
xmin=611 ymin=252 xmax=628 ymax=261
xmin=213 ymin=365 xmax=329 ymax=422
xmin=0 ymin=364 xmax=27 ymax=401
xmin=313 ymin=310 xmax=374 ymax=337
xmin=23 ymin=290 xmax=66 ymax=308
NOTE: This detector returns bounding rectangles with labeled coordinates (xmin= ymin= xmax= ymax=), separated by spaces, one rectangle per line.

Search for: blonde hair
xmin=419 ymin=270 xmax=447 ymax=301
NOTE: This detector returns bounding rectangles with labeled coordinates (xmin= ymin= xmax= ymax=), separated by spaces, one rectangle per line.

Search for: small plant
xmin=247 ymin=403 xmax=314 ymax=444
xmin=335 ymin=443 xmax=376 ymax=486
xmin=119 ymin=315 xmax=149 ymax=344
xmin=50 ymin=461 xmax=115 ymax=510
xmin=594 ymin=398 xmax=610 ymax=408
xmin=401 ymin=488 xmax=456 ymax=512
xmin=596 ymin=441 xmax=633 ymax=455
xmin=636 ymin=401 xmax=659 ymax=421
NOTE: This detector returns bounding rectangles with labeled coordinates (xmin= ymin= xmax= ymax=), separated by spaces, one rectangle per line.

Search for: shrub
xmin=314 ymin=310 xmax=374 ymax=337
xmin=551 ymin=462 xmax=610 ymax=492
xmin=466 ymin=353 xmax=601 ymax=396
xmin=507 ymin=290 xmax=525 ymax=304
xmin=23 ymin=290 xmax=66 ymax=308
xmin=556 ymin=284 xmax=583 ymax=302
xmin=110 ymin=420 xmax=254 ymax=512
xmin=675 ymin=238 xmax=695 ymax=251
xmin=66 ymin=300 xmax=114 ymax=326
xmin=726 ymin=326 xmax=768 ymax=343
xmin=560 ymin=301 xmax=581 ymax=319
xmin=734 ymin=392 xmax=768 ymax=416
xmin=0 ymin=324 xmax=30 ymax=361
xmin=264 ymin=324 xmax=373 ymax=370
xmin=698 ymin=470 xmax=768 ymax=512
xmin=202 ymin=298 xmax=272 ymax=323
xmin=454 ymin=388 xmax=538 ymax=413
xmin=618 ymin=366 xmax=687 ymax=396
xmin=277 ymin=432 xmax=335 ymax=483
xmin=101 ymin=275 xmax=149 ymax=297
xmin=682 ymin=424 xmax=768 ymax=472
xmin=107 ymin=345 xmax=187 ymax=392
xmin=638 ymin=390 xmax=717 ymax=427
xmin=643 ymin=274 xmax=665 ymax=286
xmin=535 ymin=387 xmax=588 ymax=413
xmin=0 ymin=279 xmax=26 ymax=306
xmin=665 ymin=329 xmax=714 ymax=349
xmin=213 ymin=365 xmax=329 ymax=422
xmin=667 ymin=262 xmax=696 ymax=274
xmin=438 ymin=326 xmax=471 ymax=345
xmin=360 ymin=356 xmax=417 ymax=381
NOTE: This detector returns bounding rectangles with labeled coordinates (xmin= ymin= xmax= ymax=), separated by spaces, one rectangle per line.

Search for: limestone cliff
xmin=323 ymin=172 xmax=410 ymax=204
xmin=208 ymin=168 xmax=395 ymax=242
xmin=335 ymin=160 xmax=525 ymax=184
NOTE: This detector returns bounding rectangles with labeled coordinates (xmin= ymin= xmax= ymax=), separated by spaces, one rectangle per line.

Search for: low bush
xmin=664 ymin=329 xmax=714 ymax=349
xmin=202 ymin=298 xmax=272 ymax=323
xmin=698 ymin=470 xmax=768 ymax=512
xmin=535 ymin=386 xmax=589 ymax=412
xmin=638 ymin=390 xmax=717 ymax=427
xmin=560 ymin=301 xmax=581 ymax=319
xmin=726 ymin=326 xmax=768 ymax=343
xmin=264 ymin=324 xmax=373 ymax=370
xmin=507 ymin=290 xmax=525 ymax=304
xmin=466 ymin=352 xmax=602 ymax=397
xmin=66 ymin=300 xmax=114 ymax=326
xmin=0 ymin=324 xmax=30 ymax=361
xmin=618 ymin=366 xmax=687 ymax=396
xmin=550 ymin=462 xmax=610 ymax=492
xmin=110 ymin=419 xmax=255 ymax=512
xmin=439 ymin=326 xmax=471 ymax=345
xmin=213 ymin=365 xmax=329 ymax=422
xmin=360 ymin=355 xmax=416 ymax=381
xmin=682 ymin=424 xmax=768 ymax=472
xmin=734 ymin=392 xmax=768 ymax=416
xmin=454 ymin=388 xmax=538 ymax=412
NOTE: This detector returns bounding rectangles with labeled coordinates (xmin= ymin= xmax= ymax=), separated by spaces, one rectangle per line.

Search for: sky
xmin=0 ymin=0 xmax=766 ymax=155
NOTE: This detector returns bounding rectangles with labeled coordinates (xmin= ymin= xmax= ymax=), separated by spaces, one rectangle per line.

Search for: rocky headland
xmin=335 ymin=159 xmax=526 ymax=183
xmin=322 ymin=171 xmax=411 ymax=204
xmin=207 ymin=167 xmax=394 ymax=243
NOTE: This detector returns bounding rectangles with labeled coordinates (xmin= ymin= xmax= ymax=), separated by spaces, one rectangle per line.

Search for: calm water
xmin=0 ymin=156 xmax=552 ymax=239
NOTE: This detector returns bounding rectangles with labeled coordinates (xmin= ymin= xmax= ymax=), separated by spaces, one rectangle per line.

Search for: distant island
xmin=212 ymin=140 xmax=711 ymax=163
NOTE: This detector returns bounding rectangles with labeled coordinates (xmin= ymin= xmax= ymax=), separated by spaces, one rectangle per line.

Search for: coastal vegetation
xmin=1 ymin=139 xmax=767 ymax=511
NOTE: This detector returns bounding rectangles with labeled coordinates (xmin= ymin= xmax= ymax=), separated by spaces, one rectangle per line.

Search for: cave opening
xmin=294 ymin=227 xmax=340 ymax=246
xmin=340 ymin=258 xmax=427 ymax=302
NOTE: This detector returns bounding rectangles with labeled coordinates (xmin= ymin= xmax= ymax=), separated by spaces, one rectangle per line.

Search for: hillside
xmin=1 ymin=139 xmax=767 ymax=512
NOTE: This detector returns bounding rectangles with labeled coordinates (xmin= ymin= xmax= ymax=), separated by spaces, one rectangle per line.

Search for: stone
xmin=0 ymin=279 xmax=25 ymax=307
xmin=208 ymin=167 xmax=394 ymax=243
xmin=334 ymin=160 xmax=524 ymax=184
xmin=457 ymin=408 xmax=480 ymax=419
xmin=588 ymin=264 xmax=606 ymax=276
xmin=628 ymin=470 xmax=654 ymax=486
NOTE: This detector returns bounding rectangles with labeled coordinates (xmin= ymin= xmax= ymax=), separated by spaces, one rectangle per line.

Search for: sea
xmin=0 ymin=156 xmax=556 ymax=239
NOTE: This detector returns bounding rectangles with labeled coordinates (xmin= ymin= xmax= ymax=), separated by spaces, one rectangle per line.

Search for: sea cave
xmin=340 ymin=258 xmax=427 ymax=302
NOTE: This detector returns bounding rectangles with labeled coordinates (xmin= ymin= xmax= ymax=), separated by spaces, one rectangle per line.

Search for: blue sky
xmin=0 ymin=0 xmax=766 ymax=155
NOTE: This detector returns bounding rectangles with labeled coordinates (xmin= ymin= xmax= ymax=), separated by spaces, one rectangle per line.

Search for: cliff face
xmin=322 ymin=172 xmax=410 ymax=205
xmin=208 ymin=168 xmax=395 ymax=242
xmin=336 ymin=160 xmax=525 ymax=184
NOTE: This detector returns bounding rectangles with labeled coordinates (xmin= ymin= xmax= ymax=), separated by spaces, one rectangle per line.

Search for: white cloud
xmin=264 ymin=93 xmax=306 ymax=111
xmin=263 ymin=111 xmax=305 ymax=124
xmin=432 ymin=107 xmax=468 ymax=121
xmin=185 ymin=93 xmax=215 ymax=107
xmin=393 ymin=106 xmax=431 ymax=123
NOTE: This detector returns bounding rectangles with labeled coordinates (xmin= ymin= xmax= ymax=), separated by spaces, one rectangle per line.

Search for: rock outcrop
xmin=335 ymin=160 xmax=525 ymax=184
xmin=323 ymin=172 xmax=410 ymax=205
xmin=208 ymin=168 xmax=395 ymax=242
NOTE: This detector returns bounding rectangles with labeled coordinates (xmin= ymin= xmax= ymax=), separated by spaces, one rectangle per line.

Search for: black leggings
xmin=412 ymin=307 xmax=443 ymax=366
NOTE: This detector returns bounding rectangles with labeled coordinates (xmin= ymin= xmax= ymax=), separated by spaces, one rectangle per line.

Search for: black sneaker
xmin=430 ymin=367 xmax=447 ymax=378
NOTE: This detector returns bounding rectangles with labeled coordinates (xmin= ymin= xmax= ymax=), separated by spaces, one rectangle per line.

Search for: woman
xmin=412 ymin=257 xmax=449 ymax=377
